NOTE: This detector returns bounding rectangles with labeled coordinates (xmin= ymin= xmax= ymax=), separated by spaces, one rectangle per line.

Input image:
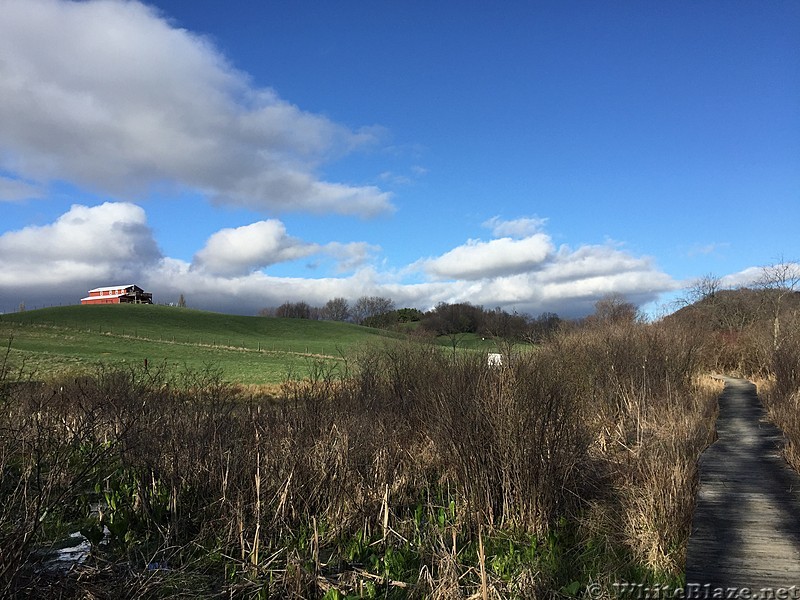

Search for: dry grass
xmin=0 ymin=319 xmax=723 ymax=597
xmin=760 ymin=328 xmax=800 ymax=472
xmin=563 ymin=324 xmax=720 ymax=580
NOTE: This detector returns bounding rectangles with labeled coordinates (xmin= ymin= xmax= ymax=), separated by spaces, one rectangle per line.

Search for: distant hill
xmin=667 ymin=287 xmax=800 ymax=332
xmin=3 ymin=303 xmax=400 ymax=346
xmin=664 ymin=287 xmax=800 ymax=376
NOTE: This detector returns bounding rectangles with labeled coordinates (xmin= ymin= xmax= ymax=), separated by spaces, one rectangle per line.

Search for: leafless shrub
xmin=762 ymin=325 xmax=800 ymax=471
xmin=551 ymin=321 xmax=718 ymax=577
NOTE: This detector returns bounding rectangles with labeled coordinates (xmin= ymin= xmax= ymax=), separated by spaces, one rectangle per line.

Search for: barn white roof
xmin=86 ymin=284 xmax=138 ymax=293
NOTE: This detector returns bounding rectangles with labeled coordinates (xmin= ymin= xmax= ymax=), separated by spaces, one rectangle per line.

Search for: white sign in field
xmin=487 ymin=353 xmax=503 ymax=367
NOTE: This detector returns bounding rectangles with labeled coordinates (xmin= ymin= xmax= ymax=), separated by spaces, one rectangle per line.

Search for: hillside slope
xmin=1 ymin=304 xmax=402 ymax=384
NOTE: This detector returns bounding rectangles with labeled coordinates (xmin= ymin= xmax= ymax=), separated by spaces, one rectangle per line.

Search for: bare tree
xmin=756 ymin=257 xmax=800 ymax=351
xmin=352 ymin=296 xmax=395 ymax=325
xmin=321 ymin=297 xmax=350 ymax=322
xmin=681 ymin=273 xmax=723 ymax=306
xmin=673 ymin=274 xmax=727 ymax=331
xmin=275 ymin=301 xmax=313 ymax=319
xmin=590 ymin=293 xmax=639 ymax=325
xmin=525 ymin=312 xmax=562 ymax=343
xmin=713 ymin=289 xmax=761 ymax=333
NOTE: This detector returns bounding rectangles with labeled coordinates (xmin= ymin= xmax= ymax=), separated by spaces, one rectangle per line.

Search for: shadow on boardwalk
xmin=685 ymin=377 xmax=800 ymax=589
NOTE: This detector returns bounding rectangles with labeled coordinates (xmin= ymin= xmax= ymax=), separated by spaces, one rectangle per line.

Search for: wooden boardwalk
xmin=685 ymin=377 xmax=800 ymax=589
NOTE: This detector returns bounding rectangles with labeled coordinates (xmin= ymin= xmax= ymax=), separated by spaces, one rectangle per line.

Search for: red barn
xmin=81 ymin=284 xmax=153 ymax=305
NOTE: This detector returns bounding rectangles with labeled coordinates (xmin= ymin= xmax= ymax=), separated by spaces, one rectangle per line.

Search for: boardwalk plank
xmin=685 ymin=377 xmax=800 ymax=589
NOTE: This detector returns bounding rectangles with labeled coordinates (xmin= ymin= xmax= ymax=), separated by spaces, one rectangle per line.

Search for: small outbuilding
xmin=81 ymin=284 xmax=153 ymax=305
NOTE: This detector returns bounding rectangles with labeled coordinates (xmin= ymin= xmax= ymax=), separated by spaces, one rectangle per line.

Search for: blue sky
xmin=1 ymin=0 xmax=798 ymax=317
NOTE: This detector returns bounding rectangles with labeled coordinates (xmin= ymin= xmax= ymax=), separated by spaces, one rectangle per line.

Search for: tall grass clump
xmin=420 ymin=348 xmax=589 ymax=534
xmin=552 ymin=320 xmax=718 ymax=578
xmin=762 ymin=323 xmax=800 ymax=472
xmin=0 ymin=315 xmax=719 ymax=598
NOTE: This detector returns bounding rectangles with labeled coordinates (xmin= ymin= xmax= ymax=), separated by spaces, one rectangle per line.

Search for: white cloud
xmin=482 ymin=216 xmax=547 ymax=238
xmin=686 ymin=242 xmax=729 ymax=257
xmin=0 ymin=176 xmax=45 ymax=201
xmin=219 ymin=172 xmax=392 ymax=216
xmin=419 ymin=234 xmax=554 ymax=280
xmin=378 ymin=164 xmax=429 ymax=187
xmin=0 ymin=202 xmax=161 ymax=302
xmin=539 ymin=244 xmax=656 ymax=284
xmin=0 ymin=0 xmax=392 ymax=216
xmin=720 ymin=266 xmax=763 ymax=289
xmin=193 ymin=220 xmax=318 ymax=277
xmin=323 ymin=242 xmax=381 ymax=273
xmin=192 ymin=220 xmax=380 ymax=277
xmin=411 ymin=247 xmax=674 ymax=315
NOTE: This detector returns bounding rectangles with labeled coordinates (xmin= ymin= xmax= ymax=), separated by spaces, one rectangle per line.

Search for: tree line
xmin=258 ymin=295 xmax=600 ymax=346
xmin=258 ymin=295 xmax=398 ymax=324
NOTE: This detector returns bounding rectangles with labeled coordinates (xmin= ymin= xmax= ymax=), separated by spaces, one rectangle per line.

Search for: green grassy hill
xmin=0 ymin=304 xmax=403 ymax=385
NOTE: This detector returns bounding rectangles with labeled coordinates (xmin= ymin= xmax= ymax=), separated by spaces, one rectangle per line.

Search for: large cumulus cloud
xmin=192 ymin=220 xmax=378 ymax=277
xmin=0 ymin=202 xmax=162 ymax=305
xmin=0 ymin=0 xmax=392 ymax=216
xmin=418 ymin=235 xmax=554 ymax=280
xmin=192 ymin=221 xmax=319 ymax=277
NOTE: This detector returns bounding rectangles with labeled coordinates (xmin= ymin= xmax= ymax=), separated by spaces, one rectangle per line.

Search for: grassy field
xmin=0 ymin=304 xmax=407 ymax=385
